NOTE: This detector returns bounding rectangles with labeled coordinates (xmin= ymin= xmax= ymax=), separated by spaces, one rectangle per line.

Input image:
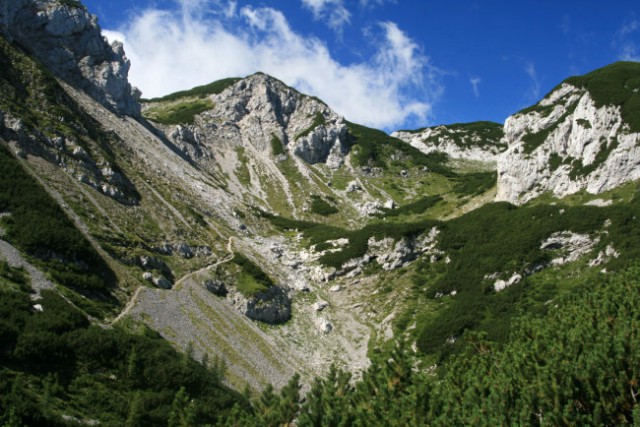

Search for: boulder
xmin=203 ymin=279 xmax=228 ymax=297
xmin=312 ymin=301 xmax=329 ymax=312
xmin=315 ymin=317 xmax=333 ymax=334
xmin=152 ymin=276 xmax=172 ymax=289
xmin=244 ymin=286 xmax=291 ymax=324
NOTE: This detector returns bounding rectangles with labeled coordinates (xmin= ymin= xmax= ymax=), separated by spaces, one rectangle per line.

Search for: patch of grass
xmin=295 ymin=112 xmax=326 ymax=140
xmin=234 ymin=147 xmax=251 ymax=186
xmin=142 ymin=78 xmax=240 ymax=103
xmin=0 ymin=260 xmax=29 ymax=292
xmin=452 ymin=172 xmax=496 ymax=196
xmin=549 ymin=152 xmax=564 ymax=171
xmin=144 ymin=98 xmax=213 ymax=125
xmin=0 ymin=146 xmax=115 ymax=294
xmin=231 ymin=253 xmax=274 ymax=297
xmin=310 ymin=195 xmax=338 ymax=216
xmin=576 ymin=118 xmax=592 ymax=129
xmin=522 ymin=127 xmax=553 ymax=154
xmin=270 ymin=134 xmax=285 ymax=156
xmin=347 ymin=122 xmax=455 ymax=176
xmin=568 ymin=136 xmax=619 ymax=179
xmin=517 ymin=101 xmax=556 ymax=117
xmin=522 ymin=103 xmax=577 ymax=154
xmin=400 ymin=121 xmax=506 ymax=149
xmin=377 ymin=196 xmax=442 ymax=218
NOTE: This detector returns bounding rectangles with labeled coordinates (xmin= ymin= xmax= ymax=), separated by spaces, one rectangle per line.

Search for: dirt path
xmin=113 ymin=237 xmax=235 ymax=323
xmin=112 ymin=285 xmax=144 ymax=323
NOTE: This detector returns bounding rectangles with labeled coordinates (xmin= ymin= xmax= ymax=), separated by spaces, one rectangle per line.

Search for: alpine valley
xmin=1 ymin=1 xmax=640 ymax=425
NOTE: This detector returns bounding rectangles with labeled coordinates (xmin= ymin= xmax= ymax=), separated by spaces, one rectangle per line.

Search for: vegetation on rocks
xmin=401 ymin=121 xmax=506 ymax=149
xmin=143 ymin=98 xmax=214 ymax=125
xmin=142 ymin=78 xmax=240 ymax=103
xmin=565 ymin=61 xmax=640 ymax=132
xmin=231 ymin=253 xmax=275 ymax=297
xmin=310 ymin=195 xmax=339 ymax=216
xmin=347 ymin=121 xmax=454 ymax=176
xmin=227 ymin=263 xmax=640 ymax=426
xmin=0 ymin=145 xmax=115 ymax=294
xmin=3 ymin=7 xmax=640 ymax=424
xmin=0 ymin=285 xmax=245 ymax=426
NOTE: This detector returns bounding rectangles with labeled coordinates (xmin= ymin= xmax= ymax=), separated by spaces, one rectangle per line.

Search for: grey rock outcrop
xmin=242 ymin=286 xmax=291 ymax=324
xmin=496 ymin=82 xmax=640 ymax=205
xmin=0 ymin=0 xmax=140 ymax=116
xmin=165 ymin=73 xmax=349 ymax=167
xmin=392 ymin=122 xmax=506 ymax=163
xmin=540 ymin=231 xmax=598 ymax=266
xmin=203 ymin=279 xmax=228 ymax=297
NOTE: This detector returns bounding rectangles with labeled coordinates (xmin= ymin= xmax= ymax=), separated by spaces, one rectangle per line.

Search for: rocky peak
xmin=207 ymin=73 xmax=348 ymax=166
xmin=0 ymin=0 xmax=140 ymax=116
xmin=392 ymin=121 xmax=506 ymax=163
xmin=496 ymin=62 xmax=640 ymax=205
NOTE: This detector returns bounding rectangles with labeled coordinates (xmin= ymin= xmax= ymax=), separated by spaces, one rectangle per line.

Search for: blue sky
xmin=82 ymin=0 xmax=640 ymax=131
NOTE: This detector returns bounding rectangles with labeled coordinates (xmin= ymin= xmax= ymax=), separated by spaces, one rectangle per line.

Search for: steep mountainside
xmin=496 ymin=62 xmax=640 ymax=205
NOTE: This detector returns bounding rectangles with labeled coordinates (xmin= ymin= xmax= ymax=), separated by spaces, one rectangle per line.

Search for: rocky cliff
xmin=496 ymin=62 xmax=640 ymax=205
xmin=392 ymin=121 xmax=506 ymax=163
xmin=160 ymin=73 xmax=349 ymax=168
xmin=0 ymin=0 xmax=140 ymax=116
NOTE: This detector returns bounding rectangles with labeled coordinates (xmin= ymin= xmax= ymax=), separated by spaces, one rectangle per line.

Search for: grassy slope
xmin=142 ymin=78 xmax=240 ymax=125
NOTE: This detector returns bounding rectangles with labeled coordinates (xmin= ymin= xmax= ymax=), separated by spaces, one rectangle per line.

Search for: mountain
xmin=1 ymin=0 xmax=640 ymax=425
xmin=496 ymin=62 xmax=640 ymax=205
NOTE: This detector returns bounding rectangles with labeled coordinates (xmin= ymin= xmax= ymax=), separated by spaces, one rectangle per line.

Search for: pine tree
xmin=127 ymin=346 xmax=143 ymax=388
xmin=125 ymin=392 xmax=145 ymax=427
xmin=168 ymin=387 xmax=196 ymax=427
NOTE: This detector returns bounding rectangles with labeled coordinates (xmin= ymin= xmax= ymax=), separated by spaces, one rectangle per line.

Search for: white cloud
xmin=469 ymin=76 xmax=481 ymax=97
xmin=524 ymin=61 xmax=540 ymax=101
xmin=301 ymin=0 xmax=351 ymax=32
xmin=619 ymin=44 xmax=640 ymax=61
xmin=360 ymin=0 xmax=396 ymax=7
xmin=106 ymin=0 xmax=441 ymax=130
xmin=615 ymin=19 xmax=640 ymax=61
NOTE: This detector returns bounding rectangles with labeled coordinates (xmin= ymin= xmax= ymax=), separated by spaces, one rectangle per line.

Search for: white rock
xmin=496 ymin=84 xmax=640 ymax=205
xmin=541 ymin=231 xmax=598 ymax=266
xmin=315 ymin=317 xmax=333 ymax=333
xmin=494 ymin=273 xmax=523 ymax=292
xmin=312 ymin=301 xmax=329 ymax=312
xmin=585 ymin=198 xmax=613 ymax=207
xmin=329 ymin=285 xmax=341 ymax=292
xmin=392 ymin=124 xmax=506 ymax=163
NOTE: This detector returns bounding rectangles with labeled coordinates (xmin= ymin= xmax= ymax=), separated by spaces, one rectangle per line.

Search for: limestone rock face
xmin=166 ymin=73 xmax=349 ymax=167
xmin=496 ymin=83 xmax=640 ymax=205
xmin=0 ymin=0 xmax=140 ymax=116
xmin=392 ymin=122 xmax=506 ymax=163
